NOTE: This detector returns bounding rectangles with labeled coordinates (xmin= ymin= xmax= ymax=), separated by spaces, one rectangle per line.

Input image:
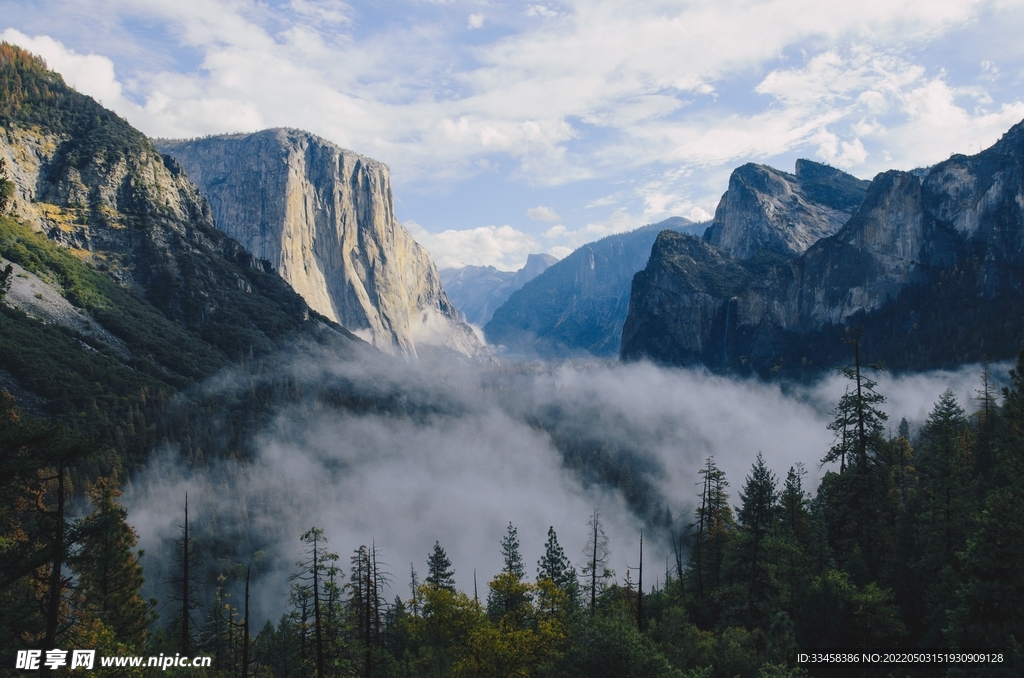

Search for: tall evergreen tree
xmin=425 ymin=541 xmax=455 ymax=592
xmin=72 ymin=478 xmax=152 ymax=647
xmin=686 ymin=456 xmax=735 ymax=627
xmin=488 ymin=523 xmax=531 ymax=620
xmin=818 ymin=338 xmax=892 ymax=578
xmin=537 ymin=525 xmax=579 ymax=611
xmin=170 ymin=494 xmax=199 ymax=655
xmin=733 ymin=452 xmax=779 ymax=626
xmin=778 ymin=465 xmax=812 ymax=613
xmin=500 ymin=522 xmax=525 ymax=579
xmin=973 ymin=359 xmax=999 ymax=477
xmin=291 ymin=527 xmax=336 ymax=678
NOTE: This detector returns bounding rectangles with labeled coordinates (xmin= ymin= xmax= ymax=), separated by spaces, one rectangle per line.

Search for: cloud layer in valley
xmin=4 ymin=1 xmax=1024 ymax=269
xmin=123 ymin=346 xmax=1003 ymax=627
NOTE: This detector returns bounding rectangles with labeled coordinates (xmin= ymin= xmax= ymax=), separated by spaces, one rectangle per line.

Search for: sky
xmin=4 ymin=0 xmax=1024 ymax=270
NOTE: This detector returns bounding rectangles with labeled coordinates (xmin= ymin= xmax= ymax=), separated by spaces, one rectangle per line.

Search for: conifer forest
xmin=3 ymin=341 xmax=1024 ymax=677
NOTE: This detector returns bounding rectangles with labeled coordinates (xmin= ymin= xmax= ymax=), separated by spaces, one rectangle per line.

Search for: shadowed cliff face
xmin=623 ymin=119 xmax=1024 ymax=374
xmin=156 ymin=129 xmax=485 ymax=359
xmin=703 ymin=159 xmax=870 ymax=260
xmin=484 ymin=218 xmax=700 ymax=358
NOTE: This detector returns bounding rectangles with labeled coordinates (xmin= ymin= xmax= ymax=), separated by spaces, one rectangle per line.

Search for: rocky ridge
xmin=703 ymin=159 xmax=869 ymax=259
xmin=622 ymin=121 xmax=1024 ymax=373
xmin=156 ymin=130 xmax=485 ymax=359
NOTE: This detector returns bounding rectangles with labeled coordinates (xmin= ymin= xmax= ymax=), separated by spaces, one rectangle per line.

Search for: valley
xmin=2 ymin=39 xmax=1023 ymax=678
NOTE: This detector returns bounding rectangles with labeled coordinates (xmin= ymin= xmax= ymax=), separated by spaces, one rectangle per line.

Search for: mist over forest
xmin=123 ymin=348 xmax=1004 ymax=630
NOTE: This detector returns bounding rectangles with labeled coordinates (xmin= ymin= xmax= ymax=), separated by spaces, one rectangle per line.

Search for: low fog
xmin=123 ymin=344 xmax=1008 ymax=628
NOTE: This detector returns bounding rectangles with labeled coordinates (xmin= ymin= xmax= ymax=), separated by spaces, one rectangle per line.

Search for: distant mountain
xmin=441 ymin=253 xmax=558 ymax=326
xmin=622 ymin=120 xmax=1024 ymax=374
xmin=703 ymin=159 xmax=870 ymax=259
xmin=155 ymin=130 xmax=486 ymax=360
xmin=484 ymin=217 xmax=700 ymax=357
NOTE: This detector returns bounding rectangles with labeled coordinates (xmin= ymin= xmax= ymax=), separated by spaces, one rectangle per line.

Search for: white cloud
xmin=405 ymin=221 xmax=541 ymax=271
xmin=288 ymin=0 xmax=353 ymax=26
xmin=0 ymin=28 xmax=132 ymax=111
xmin=527 ymin=205 xmax=561 ymax=222
xmin=4 ymin=0 xmax=1023 ymax=243
xmin=525 ymin=4 xmax=559 ymax=19
xmin=542 ymin=209 xmax=642 ymax=249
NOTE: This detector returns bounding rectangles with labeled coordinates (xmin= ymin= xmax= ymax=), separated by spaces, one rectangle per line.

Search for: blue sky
xmin=4 ymin=0 xmax=1024 ymax=270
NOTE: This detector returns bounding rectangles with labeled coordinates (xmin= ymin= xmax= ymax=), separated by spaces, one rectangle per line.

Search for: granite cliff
xmin=703 ymin=159 xmax=869 ymax=259
xmin=155 ymin=130 xmax=485 ymax=359
xmin=622 ymin=121 xmax=1024 ymax=374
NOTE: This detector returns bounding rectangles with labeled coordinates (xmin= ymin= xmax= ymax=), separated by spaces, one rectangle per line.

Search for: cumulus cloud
xmin=4 ymin=1 xmax=1023 ymax=247
xmin=0 ymin=28 xmax=133 ymax=111
xmin=527 ymin=205 xmax=561 ymax=222
xmin=405 ymin=220 xmax=541 ymax=271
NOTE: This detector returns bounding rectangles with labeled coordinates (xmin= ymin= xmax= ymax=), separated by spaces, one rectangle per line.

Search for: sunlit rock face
xmin=703 ymin=159 xmax=869 ymax=260
xmin=622 ymin=121 xmax=1024 ymax=374
xmin=156 ymin=129 xmax=485 ymax=359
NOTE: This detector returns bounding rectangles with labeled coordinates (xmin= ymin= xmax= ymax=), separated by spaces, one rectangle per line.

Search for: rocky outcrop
xmin=619 ymin=233 xmax=760 ymax=365
xmin=622 ymin=120 xmax=1024 ymax=374
xmin=703 ymin=160 xmax=869 ymax=259
xmin=441 ymin=253 xmax=558 ymax=326
xmin=0 ymin=44 xmax=353 ymax=396
xmin=485 ymin=218 xmax=700 ymax=358
xmin=156 ymin=130 xmax=485 ymax=359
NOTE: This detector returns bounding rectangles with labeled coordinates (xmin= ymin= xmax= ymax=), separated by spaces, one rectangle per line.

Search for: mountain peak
xmin=703 ymin=160 xmax=868 ymax=260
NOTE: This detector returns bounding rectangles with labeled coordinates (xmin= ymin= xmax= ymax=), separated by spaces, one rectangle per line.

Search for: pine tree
xmin=974 ymin=359 xmax=998 ymax=477
xmin=425 ymin=541 xmax=455 ymax=592
xmin=916 ymin=389 xmax=973 ymax=563
xmin=947 ymin=353 xmax=1024 ymax=656
xmin=488 ymin=523 xmax=531 ymax=619
xmin=72 ymin=478 xmax=152 ymax=647
xmin=500 ymin=522 xmax=525 ymax=579
xmin=686 ymin=456 xmax=735 ymax=626
xmin=778 ymin=465 xmax=812 ymax=613
xmin=170 ymin=494 xmax=199 ymax=655
xmin=350 ymin=542 xmax=390 ymax=678
xmin=818 ymin=337 xmax=892 ymax=578
xmin=733 ymin=452 xmax=779 ymax=626
xmin=537 ymin=525 xmax=579 ymax=612
xmin=910 ymin=389 xmax=974 ymax=644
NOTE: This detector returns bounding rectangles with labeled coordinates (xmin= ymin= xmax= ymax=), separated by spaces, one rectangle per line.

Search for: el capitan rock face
xmin=156 ymin=130 xmax=485 ymax=359
xmin=622 ymin=123 xmax=1024 ymax=374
